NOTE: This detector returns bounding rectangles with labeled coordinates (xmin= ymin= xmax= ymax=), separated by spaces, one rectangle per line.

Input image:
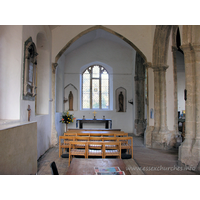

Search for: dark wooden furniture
xmin=76 ymin=119 xmax=112 ymax=129
xmin=66 ymin=158 xmax=131 ymax=175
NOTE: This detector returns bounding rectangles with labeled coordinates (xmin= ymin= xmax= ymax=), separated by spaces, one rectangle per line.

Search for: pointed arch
xmin=153 ymin=25 xmax=172 ymax=66
xmin=55 ymin=25 xmax=147 ymax=63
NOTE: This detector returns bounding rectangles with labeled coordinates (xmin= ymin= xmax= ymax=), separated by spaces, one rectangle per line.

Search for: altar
xmin=76 ymin=119 xmax=112 ymax=129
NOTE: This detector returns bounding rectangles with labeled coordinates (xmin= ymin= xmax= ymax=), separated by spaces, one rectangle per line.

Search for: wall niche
xmin=116 ymin=87 xmax=126 ymax=112
xmin=64 ymin=84 xmax=78 ymax=111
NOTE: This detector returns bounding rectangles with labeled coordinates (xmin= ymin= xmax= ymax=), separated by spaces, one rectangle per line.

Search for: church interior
xmin=1 ymin=22 xmax=200 ymax=184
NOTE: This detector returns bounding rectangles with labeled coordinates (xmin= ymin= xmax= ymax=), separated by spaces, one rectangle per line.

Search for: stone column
xmin=151 ymin=66 xmax=161 ymax=148
xmin=134 ymin=53 xmax=145 ymax=136
xmin=159 ymin=65 xmax=170 ymax=145
xmin=144 ymin=62 xmax=154 ymax=147
xmin=179 ymin=44 xmax=196 ymax=163
xmin=191 ymin=44 xmax=200 ymax=167
xmin=134 ymin=74 xmax=145 ymax=135
xmin=50 ymin=62 xmax=58 ymax=146
xmin=151 ymin=65 xmax=171 ymax=149
xmin=171 ymin=46 xmax=179 ymax=136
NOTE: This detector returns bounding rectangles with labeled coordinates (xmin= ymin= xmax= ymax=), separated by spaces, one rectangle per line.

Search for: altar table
xmin=66 ymin=158 xmax=130 ymax=175
xmin=76 ymin=119 xmax=112 ymax=129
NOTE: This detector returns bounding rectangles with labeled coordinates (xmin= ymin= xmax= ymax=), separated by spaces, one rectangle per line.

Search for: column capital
xmin=171 ymin=46 xmax=178 ymax=53
xmin=52 ymin=63 xmax=58 ymax=74
xmin=143 ymin=61 xmax=152 ymax=69
xmin=191 ymin=43 xmax=200 ymax=52
xmin=152 ymin=65 xmax=169 ymax=72
xmin=180 ymin=43 xmax=193 ymax=53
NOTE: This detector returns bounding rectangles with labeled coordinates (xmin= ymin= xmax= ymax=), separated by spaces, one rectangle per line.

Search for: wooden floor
xmin=37 ymin=135 xmax=200 ymax=175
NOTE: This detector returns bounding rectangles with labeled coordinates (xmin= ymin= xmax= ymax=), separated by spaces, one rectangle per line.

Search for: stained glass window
xmin=82 ymin=65 xmax=109 ymax=109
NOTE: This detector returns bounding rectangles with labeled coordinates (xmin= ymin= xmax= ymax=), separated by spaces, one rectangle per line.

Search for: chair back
xmin=50 ymin=161 xmax=59 ymax=175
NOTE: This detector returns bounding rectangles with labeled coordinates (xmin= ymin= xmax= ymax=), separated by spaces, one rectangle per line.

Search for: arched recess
xmin=36 ymin=32 xmax=50 ymax=115
xmin=64 ymin=83 xmax=78 ymax=111
xmin=115 ymin=87 xmax=126 ymax=112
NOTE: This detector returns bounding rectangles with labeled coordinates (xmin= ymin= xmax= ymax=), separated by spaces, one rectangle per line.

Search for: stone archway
xmin=178 ymin=25 xmax=200 ymax=169
xmin=51 ymin=25 xmax=149 ymax=145
xmin=147 ymin=25 xmax=175 ymax=149
xmin=54 ymin=25 xmax=147 ymax=63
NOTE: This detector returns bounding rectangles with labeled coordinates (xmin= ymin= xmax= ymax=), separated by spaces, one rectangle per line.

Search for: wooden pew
xmin=103 ymin=141 xmax=121 ymax=159
xmin=68 ymin=141 xmax=88 ymax=166
xmin=59 ymin=136 xmax=75 ymax=157
xmin=60 ymin=135 xmax=133 ymax=159
xmin=117 ymin=137 xmax=133 ymax=159
xmin=87 ymin=141 xmax=104 ymax=158
xmin=64 ymin=131 xmax=128 ymax=137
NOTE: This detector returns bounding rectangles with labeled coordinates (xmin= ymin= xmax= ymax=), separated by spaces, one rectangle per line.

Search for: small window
xmin=82 ymin=65 xmax=109 ymax=109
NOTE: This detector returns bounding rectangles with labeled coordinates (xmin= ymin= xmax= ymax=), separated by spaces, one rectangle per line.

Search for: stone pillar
xmin=159 ymin=65 xmax=169 ymax=134
xmin=134 ymin=53 xmax=145 ymax=136
xmin=134 ymin=74 xmax=145 ymax=135
xmin=151 ymin=66 xmax=161 ymax=148
xmin=144 ymin=62 xmax=154 ymax=147
xmin=171 ymin=46 xmax=179 ymax=136
xmin=191 ymin=44 xmax=200 ymax=167
xmin=179 ymin=44 xmax=196 ymax=163
xmin=50 ymin=62 xmax=58 ymax=146
xmin=152 ymin=65 xmax=172 ymax=149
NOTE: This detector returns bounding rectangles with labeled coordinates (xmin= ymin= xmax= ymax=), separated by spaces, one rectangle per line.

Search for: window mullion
xmin=99 ymin=68 xmax=102 ymax=109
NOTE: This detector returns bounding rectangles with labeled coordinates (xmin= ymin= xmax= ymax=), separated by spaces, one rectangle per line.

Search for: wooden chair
xmin=102 ymin=137 xmax=118 ymax=149
xmin=59 ymin=136 xmax=75 ymax=157
xmin=74 ymin=136 xmax=90 ymax=149
xmin=87 ymin=141 xmax=104 ymax=158
xmin=117 ymin=137 xmax=133 ymax=158
xmin=68 ymin=141 xmax=88 ymax=166
xmin=114 ymin=132 xmax=128 ymax=137
xmin=64 ymin=132 xmax=77 ymax=136
xmin=103 ymin=141 xmax=121 ymax=159
xmin=88 ymin=137 xmax=104 ymax=149
xmin=77 ymin=133 xmax=91 ymax=137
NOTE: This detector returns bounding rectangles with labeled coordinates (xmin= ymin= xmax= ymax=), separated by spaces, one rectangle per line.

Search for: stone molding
xmin=180 ymin=43 xmax=193 ymax=53
xmin=152 ymin=65 xmax=169 ymax=72
xmin=52 ymin=63 xmax=58 ymax=74
xmin=171 ymin=46 xmax=178 ymax=53
xmin=143 ymin=61 xmax=152 ymax=69
xmin=191 ymin=44 xmax=200 ymax=52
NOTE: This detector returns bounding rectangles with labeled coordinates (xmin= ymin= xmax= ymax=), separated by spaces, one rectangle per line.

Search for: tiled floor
xmin=37 ymin=135 xmax=200 ymax=175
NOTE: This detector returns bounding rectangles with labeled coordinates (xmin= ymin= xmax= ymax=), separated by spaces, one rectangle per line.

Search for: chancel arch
xmin=53 ymin=25 xmax=148 ymax=138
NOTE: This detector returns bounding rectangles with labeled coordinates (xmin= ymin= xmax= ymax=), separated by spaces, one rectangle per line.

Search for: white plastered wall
xmin=176 ymin=51 xmax=185 ymax=112
xmin=21 ymin=25 xmax=52 ymax=159
xmin=0 ymin=25 xmax=23 ymax=120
